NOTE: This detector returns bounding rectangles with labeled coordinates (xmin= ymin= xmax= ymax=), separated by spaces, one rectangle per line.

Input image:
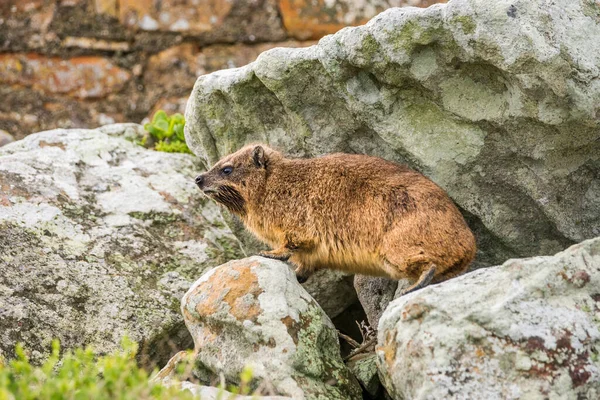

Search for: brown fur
xmin=196 ymin=144 xmax=476 ymax=294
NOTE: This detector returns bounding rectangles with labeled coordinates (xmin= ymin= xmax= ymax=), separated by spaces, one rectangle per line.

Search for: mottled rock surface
xmin=119 ymin=0 xmax=285 ymax=41
xmin=0 ymin=124 xmax=243 ymax=365
xmin=177 ymin=382 xmax=293 ymax=400
xmin=185 ymin=0 xmax=600 ymax=267
xmin=354 ymin=275 xmax=401 ymax=328
xmin=347 ymin=353 xmax=381 ymax=397
xmin=181 ymin=256 xmax=362 ymax=400
xmin=377 ymin=237 xmax=600 ymax=399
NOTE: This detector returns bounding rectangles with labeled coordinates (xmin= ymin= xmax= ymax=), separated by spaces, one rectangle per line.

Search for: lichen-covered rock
xmin=377 ymin=237 xmax=600 ymax=399
xmin=185 ymin=0 xmax=600 ymax=267
xmin=347 ymin=353 xmax=381 ymax=398
xmin=181 ymin=256 xmax=362 ymax=400
xmin=0 ymin=124 xmax=244 ymax=365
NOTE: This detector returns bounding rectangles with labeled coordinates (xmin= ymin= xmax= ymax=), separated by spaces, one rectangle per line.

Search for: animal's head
xmin=195 ymin=144 xmax=279 ymax=214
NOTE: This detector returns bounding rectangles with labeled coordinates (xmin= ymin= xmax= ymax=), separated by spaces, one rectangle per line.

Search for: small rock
xmin=353 ymin=275 xmax=398 ymax=328
xmin=181 ymin=256 xmax=362 ymax=400
xmin=302 ymin=269 xmax=357 ymax=319
xmin=0 ymin=130 xmax=14 ymax=147
xmin=118 ymin=0 xmax=286 ymax=42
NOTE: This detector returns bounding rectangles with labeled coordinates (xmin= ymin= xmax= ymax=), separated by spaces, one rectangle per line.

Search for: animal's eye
xmin=221 ymin=166 xmax=233 ymax=175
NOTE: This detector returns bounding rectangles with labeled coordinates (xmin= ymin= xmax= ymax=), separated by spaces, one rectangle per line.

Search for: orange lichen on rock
xmin=191 ymin=260 xmax=264 ymax=322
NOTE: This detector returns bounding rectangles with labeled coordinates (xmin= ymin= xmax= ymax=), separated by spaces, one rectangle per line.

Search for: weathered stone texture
xmin=0 ymin=124 xmax=244 ymax=366
xmin=0 ymin=54 xmax=131 ymax=98
xmin=377 ymin=237 xmax=600 ymax=399
xmin=119 ymin=0 xmax=286 ymax=43
xmin=182 ymin=256 xmax=363 ymax=400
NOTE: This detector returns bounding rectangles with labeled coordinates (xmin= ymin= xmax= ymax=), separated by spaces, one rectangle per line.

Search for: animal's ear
xmin=252 ymin=145 xmax=266 ymax=168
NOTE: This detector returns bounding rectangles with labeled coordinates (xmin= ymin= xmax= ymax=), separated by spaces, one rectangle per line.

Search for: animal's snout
xmin=195 ymin=174 xmax=204 ymax=188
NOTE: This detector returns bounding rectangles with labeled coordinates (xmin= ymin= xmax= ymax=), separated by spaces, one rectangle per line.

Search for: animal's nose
xmin=195 ymin=174 xmax=204 ymax=188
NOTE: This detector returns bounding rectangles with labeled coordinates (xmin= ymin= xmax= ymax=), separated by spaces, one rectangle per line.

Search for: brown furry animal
xmin=195 ymin=144 xmax=476 ymax=296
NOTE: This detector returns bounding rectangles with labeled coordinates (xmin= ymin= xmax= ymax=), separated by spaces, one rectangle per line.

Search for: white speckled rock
xmin=185 ymin=0 xmax=600 ymax=268
xmin=181 ymin=256 xmax=362 ymax=400
xmin=377 ymin=237 xmax=600 ymax=399
xmin=0 ymin=124 xmax=244 ymax=365
xmin=176 ymin=382 xmax=293 ymax=400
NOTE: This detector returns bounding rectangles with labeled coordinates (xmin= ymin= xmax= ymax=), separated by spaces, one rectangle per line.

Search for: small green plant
xmin=225 ymin=365 xmax=254 ymax=396
xmin=142 ymin=111 xmax=192 ymax=154
xmin=0 ymin=338 xmax=196 ymax=400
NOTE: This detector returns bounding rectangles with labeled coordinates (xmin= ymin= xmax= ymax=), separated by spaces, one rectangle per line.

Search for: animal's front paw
xmin=258 ymin=250 xmax=291 ymax=261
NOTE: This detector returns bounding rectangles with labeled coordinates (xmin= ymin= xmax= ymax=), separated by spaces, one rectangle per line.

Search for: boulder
xmin=181 ymin=256 xmax=362 ymax=400
xmin=185 ymin=0 xmax=600 ymax=267
xmin=377 ymin=236 xmax=600 ymax=399
xmin=0 ymin=124 xmax=244 ymax=365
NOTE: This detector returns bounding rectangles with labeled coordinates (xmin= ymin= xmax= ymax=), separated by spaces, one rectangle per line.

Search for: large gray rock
xmin=181 ymin=256 xmax=362 ymax=400
xmin=185 ymin=0 xmax=600 ymax=267
xmin=377 ymin=236 xmax=600 ymax=399
xmin=0 ymin=124 xmax=244 ymax=365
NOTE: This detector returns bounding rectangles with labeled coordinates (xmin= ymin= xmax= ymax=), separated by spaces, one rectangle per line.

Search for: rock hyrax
xmin=195 ymin=144 xmax=476 ymax=296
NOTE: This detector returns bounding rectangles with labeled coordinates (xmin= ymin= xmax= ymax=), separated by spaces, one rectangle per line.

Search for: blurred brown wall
xmin=0 ymin=0 xmax=444 ymax=140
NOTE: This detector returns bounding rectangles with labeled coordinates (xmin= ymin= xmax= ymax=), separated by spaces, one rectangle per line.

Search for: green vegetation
xmin=0 ymin=338 xmax=196 ymax=400
xmin=0 ymin=339 xmax=263 ymax=400
xmin=142 ymin=111 xmax=192 ymax=154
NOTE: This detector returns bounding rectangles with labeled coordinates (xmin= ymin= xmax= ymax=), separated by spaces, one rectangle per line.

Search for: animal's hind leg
xmin=398 ymin=264 xmax=436 ymax=297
